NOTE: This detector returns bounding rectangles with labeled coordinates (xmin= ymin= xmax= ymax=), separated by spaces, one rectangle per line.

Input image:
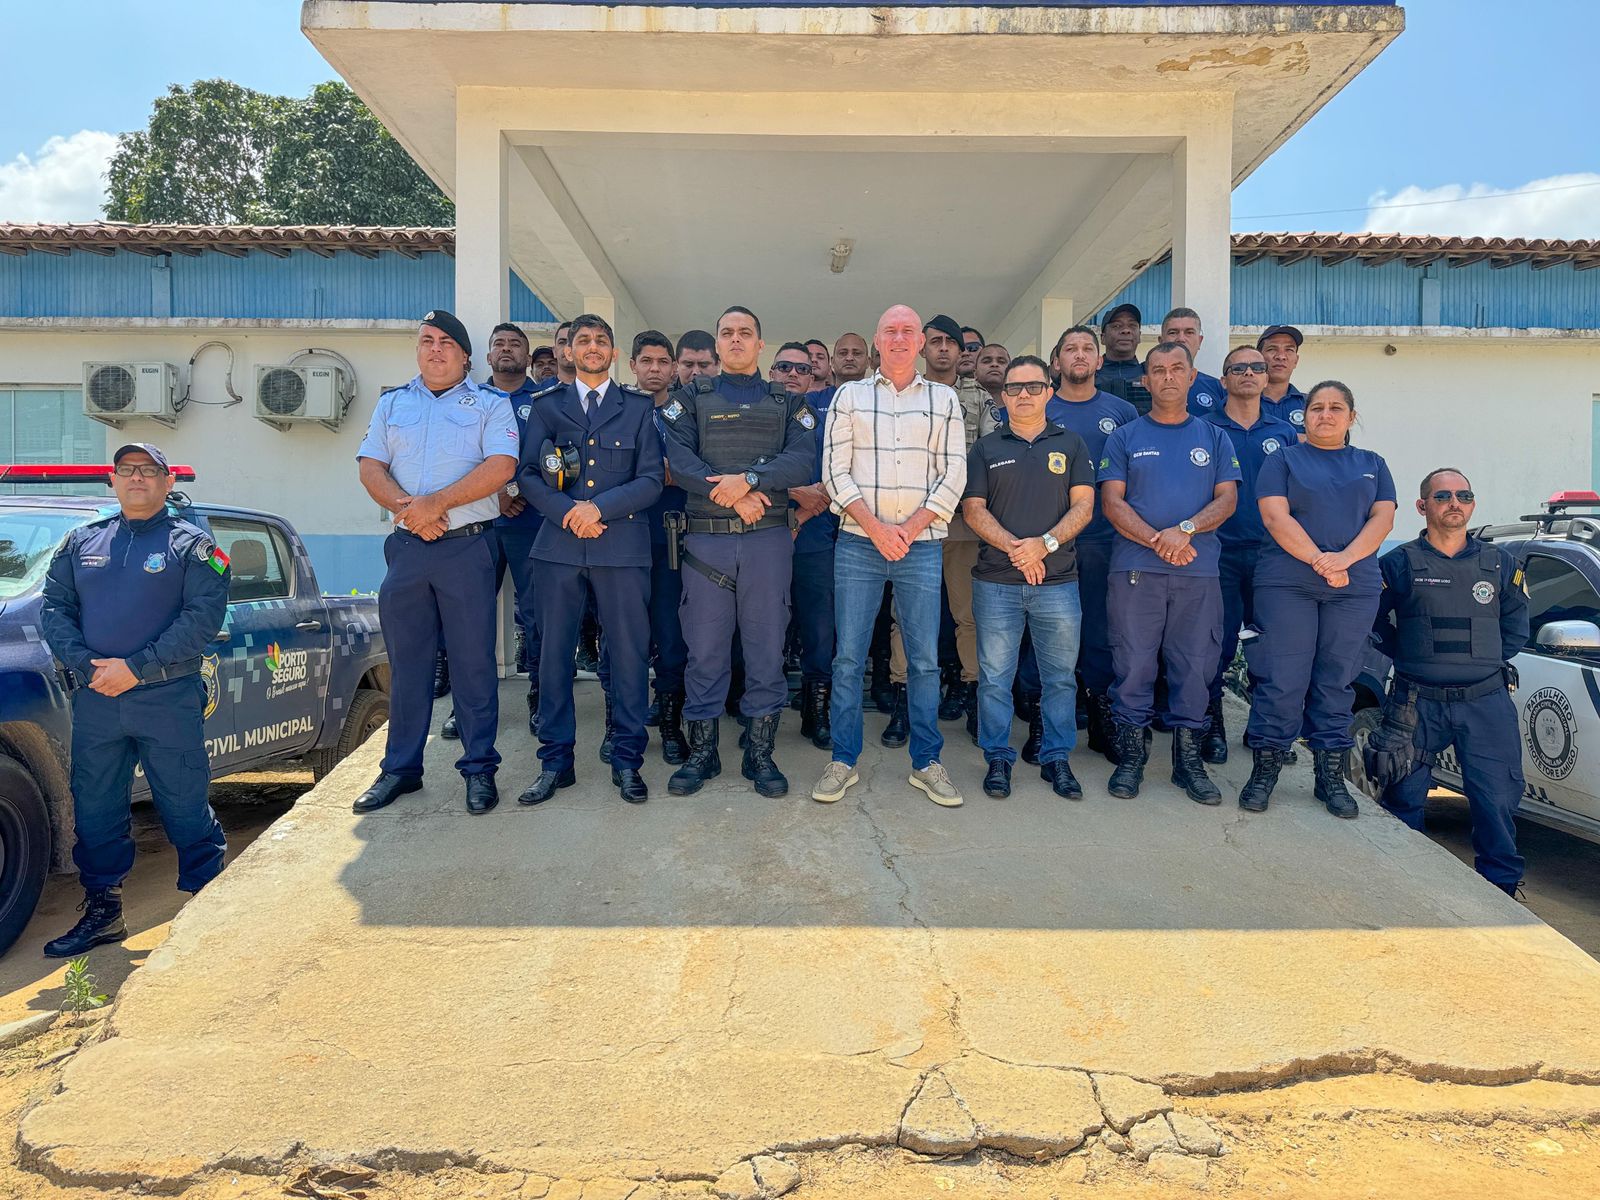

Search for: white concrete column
xmin=454 ymin=112 xmax=511 ymax=375
xmin=1040 ymin=298 xmax=1074 ymax=360
xmin=453 ymin=109 xmax=517 ymax=676
xmin=1170 ymin=104 xmax=1234 ymax=377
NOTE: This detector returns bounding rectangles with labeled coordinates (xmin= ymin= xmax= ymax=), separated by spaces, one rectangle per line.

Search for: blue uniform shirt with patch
xmin=1006 ymin=390 xmax=1139 ymax=543
xmin=356 ymin=373 xmax=519 ymax=529
xmin=1203 ymin=406 xmax=1300 ymax=549
xmin=647 ymin=403 xmax=688 ymax=546
xmin=1255 ymin=442 xmax=1396 ymax=594
xmin=1263 ymin=383 xmax=1307 ymax=431
xmin=793 ymin=384 xmax=840 ymax=555
xmin=1098 ymin=414 xmax=1242 ymax=577
xmin=40 ymin=510 xmax=229 ymax=684
xmin=490 ymin=375 xmax=559 ymax=532
xmin=1186 ymin=370 xmax=1225 ymax=418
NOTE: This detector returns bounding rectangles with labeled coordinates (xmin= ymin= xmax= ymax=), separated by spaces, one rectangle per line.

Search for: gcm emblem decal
xmin=1472 ymin=580 xmax=1496 ymax=605
xmin=1098 ymin=417 xmax=1117 ymax=434
xmin=200 ymin=653 xmax=220 ymax=720
xmin=1189 ymin=447 xmax=1211 ymax=467
xmin=1524 ymin=687 xmax=1578 ymax=780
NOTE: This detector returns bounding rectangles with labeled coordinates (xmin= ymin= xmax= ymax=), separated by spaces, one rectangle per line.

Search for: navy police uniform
xmin=1203 ymin=406 xmax=1299 ymax=707
xmin=662 ymin=372 xmax=817 ymax=722
xmin=1244 ymin=443 xmax=1396 ymax=750
xmin=1099 ymin=415 xmax=1241 ymax=730
xmin=357 ymin=372 xmax=519 ymax=782
xmin=1185 ymin=370 xmax=1226 ymax=419
xmin=519 ymin=379 xmax=663 ymax=775
xmin=1374 ymin=536 xmax=1528 ymax=891
xmin=41 ymin=506 xmax=230 ymax=894
xmin=1263 ymin=383 xmax=1307 ymax=432
xmin=494 ymin=374 xmax=561 ymax=686
xmin=647 ymin=403 xmax=689 ymax=708
xmin=792 ymin=384 xmax=840 ymax=747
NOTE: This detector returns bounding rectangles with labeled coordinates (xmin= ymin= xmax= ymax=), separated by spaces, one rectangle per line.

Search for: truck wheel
xmin=0 ymin=754 xmax=52 ymax=958
xmin=311 ymin=688 xmax=390 ymax=782
xmin=1346 ymin=707 xmax=1384 ymax=799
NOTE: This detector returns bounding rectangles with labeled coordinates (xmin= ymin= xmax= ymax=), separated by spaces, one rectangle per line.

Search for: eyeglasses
xmin=771 ymin=362 xmax=813 ymax=376
xmin=1002 ymin=380 xmax=1050 ymax=397
xmin=1224 ymin=362 xmax=1268 ymax=375
xmin=1429 ymin=489 xmax=1475 ymax=504
xmin=113 ymin=464 xmax=166 ymax=479
xmin=963 ymin=342 xmax=982 ymax=354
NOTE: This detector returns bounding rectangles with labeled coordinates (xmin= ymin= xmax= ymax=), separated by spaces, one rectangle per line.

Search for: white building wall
xmin=0 ymin=325 xmax=422 ymax=592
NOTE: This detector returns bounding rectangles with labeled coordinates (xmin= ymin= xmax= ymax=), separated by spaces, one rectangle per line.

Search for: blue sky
xmin=0 ymin=0 xmax=1593 ymax=236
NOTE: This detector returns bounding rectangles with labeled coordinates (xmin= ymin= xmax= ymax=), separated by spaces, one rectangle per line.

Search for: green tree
xmin=104 ymin=80 xmax=452 ymax=226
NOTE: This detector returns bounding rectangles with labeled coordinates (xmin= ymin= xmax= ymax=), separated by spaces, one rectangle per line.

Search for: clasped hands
xmin=1149 ymin=526 xmax=1197 ymax=567
xmin=88 ymin=657 xmax=138 ymax=697
xmin=1004 ymin=535 xmax=1050 ymax=586
xmin=708 ymin=474 xmax=772 ymax=526
xmin=1309 ymin=550 xmax=1352 ymax=589
xmin=394 ymin=492 xmax=449 ymax=541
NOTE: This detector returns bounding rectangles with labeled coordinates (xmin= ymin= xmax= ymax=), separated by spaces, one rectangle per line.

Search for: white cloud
xmin=1363 ymin=173 xmax=1600 ymax=240
xmin=0 ymin=131 xmax=119 ymax=224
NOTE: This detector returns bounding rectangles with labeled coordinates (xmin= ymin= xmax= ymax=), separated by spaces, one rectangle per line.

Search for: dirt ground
xmin=2 ymin=1011 xmax=1598 ymax=1200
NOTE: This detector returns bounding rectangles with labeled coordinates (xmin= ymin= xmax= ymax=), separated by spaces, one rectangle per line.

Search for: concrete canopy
xmin=302 ymin=3 xmax=1404 ymax=363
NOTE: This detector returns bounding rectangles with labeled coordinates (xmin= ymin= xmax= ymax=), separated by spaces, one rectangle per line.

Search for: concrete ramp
xmin=20 ymin=685 xmax=1600 ymax=1188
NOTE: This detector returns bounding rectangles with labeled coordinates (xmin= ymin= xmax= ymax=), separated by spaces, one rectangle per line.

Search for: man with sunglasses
xmin=1200 ymin=346 xmax=1298 ymax=763
xmin=1368 ymin=469 xmax=1527 ymax=896
xmin=39 ymin=442 xmax=231 ymax=957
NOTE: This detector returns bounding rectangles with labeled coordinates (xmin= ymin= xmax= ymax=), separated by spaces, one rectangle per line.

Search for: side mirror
xmin=1535 ymin=620 xmax=1600 ymax=653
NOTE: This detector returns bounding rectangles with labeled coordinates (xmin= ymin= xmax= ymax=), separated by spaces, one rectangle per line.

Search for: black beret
xmin=923 ymin=314 xmax=964 ymax=343
xmin=420 ymin=309 xmax=472 ymax=356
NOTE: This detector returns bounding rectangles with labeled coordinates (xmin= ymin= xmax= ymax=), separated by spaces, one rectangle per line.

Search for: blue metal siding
xmin=1096 ymin=257 xmax=1600 ymax=330
xmin=0 ymin=248 xmax=554 ymax=324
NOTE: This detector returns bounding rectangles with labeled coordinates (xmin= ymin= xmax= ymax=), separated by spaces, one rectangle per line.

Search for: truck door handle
xmin=295 ymin=620 xmax=323 ymax=632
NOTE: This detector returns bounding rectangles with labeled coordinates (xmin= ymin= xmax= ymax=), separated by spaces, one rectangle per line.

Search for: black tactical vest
xmin=1394 ymin=542 xmax=1504 ymax=676
xmin=686 ymin=375 xmax=791 ymax=521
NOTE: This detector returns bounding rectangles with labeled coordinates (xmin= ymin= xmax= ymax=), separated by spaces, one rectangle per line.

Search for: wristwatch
xmin=743 ymin=470 xmax=761 ymax=489
xmin=1178 ymin=520 xmax=1197 ymax=536
xmin=1041 ymin=533 xmax=1060 ymax=554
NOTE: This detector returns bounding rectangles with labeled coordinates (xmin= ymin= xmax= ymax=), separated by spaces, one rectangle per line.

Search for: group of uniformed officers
xmin=28 ymin=297 xmax=1528 ymax=959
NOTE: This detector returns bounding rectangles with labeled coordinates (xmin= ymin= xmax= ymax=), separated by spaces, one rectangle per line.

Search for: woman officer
xmin=1240 ymin=381 xmax=1397 ymax=816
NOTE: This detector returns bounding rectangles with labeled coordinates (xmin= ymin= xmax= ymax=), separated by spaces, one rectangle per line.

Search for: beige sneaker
xmin=811 ymin=761 xmax=860 ymax=804
xmin=909 ymin=762 xmax=963 ymax=808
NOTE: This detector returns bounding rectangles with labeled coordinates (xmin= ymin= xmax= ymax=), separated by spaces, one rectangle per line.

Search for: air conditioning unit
xmin=82 ymin=362 xmax=180 ymax=427
xmin=254 ymin=364 xmax=349 ymax=431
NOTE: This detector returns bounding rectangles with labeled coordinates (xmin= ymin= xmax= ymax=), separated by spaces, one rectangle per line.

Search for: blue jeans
xmin=830 ymin=532 xmax=943 ymax=767
xmin=973 ymin=579 xmax=1082 ymax=765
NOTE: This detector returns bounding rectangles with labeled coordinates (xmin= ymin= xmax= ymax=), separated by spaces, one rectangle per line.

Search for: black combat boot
xmin=645 ymin=695 xmax=661 ymax=727
xmin=869 ymin=653 xmax=895 ymax=714
xmin=526 ymin=683 xmax=539 ymax=736
xmin=1086 ymin=690 xmax=1118 ymax=763
xmin=1314 ymin=748 xmax=1359 ymax=819
xmin=657 ymin=691 xmax=688 ymax=765
xmin=43 ymin=887 xmax=126 ymax=958
xmin=432 ymin=651 xmax=451 ymax=698
xmin=1238 ymin=746 xmax=1289 ymax=812
xmin=1106 ymin=722 xmax=1149 ymax=799
xmin=1020 ymin=695 xmax=1044 ymax=765
xmin=1171 ymin=726 xmax=1222 ymax=805
xmin=800 ymin=680 xmax=832 ymax=750
xmin=1200 ymin=696 xmax=1229 ymax=765
xmin=598 ymin=694 xmax=616 ymax=764
xmin=669 ymin=718 xmax=721 ymax=795
xmin=938 ymin=665 xmax=965 ymax=721
xmin=741 ymin=712 xmax=789 ymax=798
xmin=881 ymin=684 xmax=910 ymax=747
xmin=441 ymin=710 xmax=460 ymax=740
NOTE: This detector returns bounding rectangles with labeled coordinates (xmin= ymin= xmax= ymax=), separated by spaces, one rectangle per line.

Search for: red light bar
xmin=0 ymin=464 xmax=197 ymax=483
xmin=1548 ymin=490 xmax=1600 ymax=505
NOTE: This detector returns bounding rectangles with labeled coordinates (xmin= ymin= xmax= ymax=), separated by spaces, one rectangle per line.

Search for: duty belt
xmin=1393 ymin=672 xmax=1506 ymax=703
xmin=684 ymin=515 xmax=785 ymax=534
xmin=395 ymin=521 xmax=489 ymax=543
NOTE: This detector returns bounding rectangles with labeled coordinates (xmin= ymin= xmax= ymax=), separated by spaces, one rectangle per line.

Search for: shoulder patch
xmin=794 ymin=403 xmax=817 ymax=430
xmin=662 ymin=399 xmax=685 ymax=422
xmin=620 ymin=383 xmax=651 ymax=398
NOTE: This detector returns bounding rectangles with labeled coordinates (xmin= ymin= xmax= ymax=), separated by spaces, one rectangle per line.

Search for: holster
xmin=1363 ymin=683 xmax=1426 ymax=793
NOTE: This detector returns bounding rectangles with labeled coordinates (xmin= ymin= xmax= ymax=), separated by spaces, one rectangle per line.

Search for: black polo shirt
xmin=963 ymin=422 xmax=1095 ymax=585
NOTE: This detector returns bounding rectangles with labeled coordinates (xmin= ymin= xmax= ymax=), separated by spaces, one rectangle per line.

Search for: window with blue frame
xmin=0 ymin=388 xmax=105 ymax=495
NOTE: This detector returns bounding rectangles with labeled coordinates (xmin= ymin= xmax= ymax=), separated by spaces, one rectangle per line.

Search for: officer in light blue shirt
xmin=353 ymin=310 xmax=519 ymax=816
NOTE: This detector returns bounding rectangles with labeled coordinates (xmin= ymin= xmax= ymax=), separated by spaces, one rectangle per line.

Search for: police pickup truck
xmin=0 ymin=464 xmax=389 ymax=954
xmin=1347 ymin=491 xmax=1600 ymax=847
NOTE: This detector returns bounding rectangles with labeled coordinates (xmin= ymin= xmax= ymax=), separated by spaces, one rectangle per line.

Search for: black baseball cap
xmin=923 ymin=314 xmax=964 ymax=344
xmin=112 ymin=442 xmax=170 ymax=473
xmin=1102 ymin=303 xmax=1142 ymax=327
xmin=420 ymin=309 xmax=472 ymax=356
xmin=531 ymin=346 xmax=556 ymax=362
xmin=1258 ymin=324 xmax=1304 ymax=348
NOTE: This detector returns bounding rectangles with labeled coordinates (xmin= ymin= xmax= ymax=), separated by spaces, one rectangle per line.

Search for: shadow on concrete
xmin=331 ymin=681 xmax=1544 ymax=935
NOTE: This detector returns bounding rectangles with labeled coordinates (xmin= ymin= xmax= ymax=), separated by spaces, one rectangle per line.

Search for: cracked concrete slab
xmin=19 ymin=686 xmax=1600 ymax=1188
